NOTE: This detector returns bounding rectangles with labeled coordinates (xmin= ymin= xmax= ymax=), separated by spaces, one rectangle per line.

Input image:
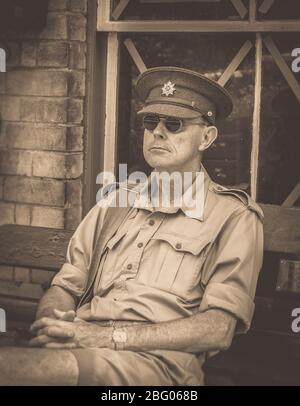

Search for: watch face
xmin=113 ymin=330 xmax=127 ymax=343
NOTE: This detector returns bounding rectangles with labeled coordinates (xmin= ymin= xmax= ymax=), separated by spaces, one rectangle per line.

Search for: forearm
xmin=35 ymin=286 xmax=77 ymax=320
xmin=122 ymin=309 xmax=236 ymax=354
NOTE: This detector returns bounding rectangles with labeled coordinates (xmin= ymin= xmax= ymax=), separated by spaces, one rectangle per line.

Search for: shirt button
xmin=137 ymin=242 xmax=143 ymax=248
xmin=175 ymin=243 xmax=182 ymax=249
xmin=148 ymin=219 xmax=155 ymax=226
xmin=127 ymin=263 xmax=132 ymax=270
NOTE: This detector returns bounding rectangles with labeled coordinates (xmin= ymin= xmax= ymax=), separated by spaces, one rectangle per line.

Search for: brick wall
xmin=0 ymin=0 xmax=89 ymax=305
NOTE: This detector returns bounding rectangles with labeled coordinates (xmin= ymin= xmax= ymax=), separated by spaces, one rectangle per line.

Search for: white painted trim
xmin=218 ymin=40 xmax=253 ymax=86
xmin=250 ymin=33 xmax=262 ymax=201
xmin=124 ymin=38 xmax=147 ymax=73
xmin=103 ymin=32 xmax=120 ymax=175
xmin=97 ymin=19 xmax=300 ymax=32
xmin=230 ymin=0 xmax=248 ymax=19
xmin=111 ymin=0 xmax=131 ymax=20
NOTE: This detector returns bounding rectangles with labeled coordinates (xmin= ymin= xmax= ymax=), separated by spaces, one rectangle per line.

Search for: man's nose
xmin=153 ymin=121 xmax=167 ymax=140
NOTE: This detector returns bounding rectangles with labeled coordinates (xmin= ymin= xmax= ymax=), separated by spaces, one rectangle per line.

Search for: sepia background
xmin=0 ymin=0 xmax=300 ymax=385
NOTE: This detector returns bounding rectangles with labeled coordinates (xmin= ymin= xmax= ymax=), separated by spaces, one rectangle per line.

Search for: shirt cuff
xmin=199 ymin=282 xmax=255 ymax=333
xmin=51 ymin=263 xmax=87 ymax=297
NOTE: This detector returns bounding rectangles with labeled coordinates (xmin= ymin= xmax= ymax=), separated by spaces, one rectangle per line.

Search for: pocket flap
xmin=152 ymin=232 xmax=209 ymax=256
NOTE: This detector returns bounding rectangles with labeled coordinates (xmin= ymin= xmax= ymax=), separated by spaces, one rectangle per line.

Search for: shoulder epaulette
xmin=211 ymin=183 xmax=264 ymax=221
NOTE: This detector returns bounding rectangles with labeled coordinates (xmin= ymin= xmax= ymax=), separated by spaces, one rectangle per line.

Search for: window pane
xmin=114 ymin=0 xmax=247 ymax=21
xmin=258 ymin=0 xmax=300 ymax=20
xmin=257 ymin=33 xmax=300 ymax=206
xmin=117 ymin=33 xmax=255 ymax=190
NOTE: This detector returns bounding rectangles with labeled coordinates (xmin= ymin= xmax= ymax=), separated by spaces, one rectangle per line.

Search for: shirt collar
xmin=133 ymin=166 xmax=211 ymax=221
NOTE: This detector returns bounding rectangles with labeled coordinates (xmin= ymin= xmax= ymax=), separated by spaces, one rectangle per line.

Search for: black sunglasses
xmin=142 ymin=114 xmax=184 ymax=133
xmin=142 ymin=114 xmax=207 ymax=133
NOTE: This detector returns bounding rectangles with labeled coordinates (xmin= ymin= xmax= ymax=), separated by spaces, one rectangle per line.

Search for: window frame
xmin=95 ymin=0 xmax=300 ymax=255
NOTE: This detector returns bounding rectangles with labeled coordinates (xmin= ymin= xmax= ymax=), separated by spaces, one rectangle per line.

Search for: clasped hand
xmin=29 ymin=309 xmax=113 ymax=349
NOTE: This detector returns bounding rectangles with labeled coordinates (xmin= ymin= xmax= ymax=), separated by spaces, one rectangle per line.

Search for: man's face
xmin=142 ymin=114 xmax=211 ymax=173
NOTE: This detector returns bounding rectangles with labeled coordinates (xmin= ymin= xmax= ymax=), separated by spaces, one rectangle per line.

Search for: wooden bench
xmin=0 ymin=202 xmax=300 ymax=384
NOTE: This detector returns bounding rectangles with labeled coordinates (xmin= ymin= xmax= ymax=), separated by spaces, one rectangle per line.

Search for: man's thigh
xmin=71 ymin=348 xmax=203 ymax=386
xmin=0 ymin=347 xmax=78 ymax=386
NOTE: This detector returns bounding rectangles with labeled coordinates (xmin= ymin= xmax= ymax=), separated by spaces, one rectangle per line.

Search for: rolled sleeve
xmin=51 ymin=203 xmax=105 ymax=297
xmin=199 ymin=207 xmax=264 ymax=333
xmin=51 ymin=263 xmax=87 ymax=297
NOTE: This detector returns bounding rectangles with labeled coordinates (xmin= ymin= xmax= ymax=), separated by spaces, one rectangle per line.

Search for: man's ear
xmin=198 ymin=126 xmax=218 ymax=152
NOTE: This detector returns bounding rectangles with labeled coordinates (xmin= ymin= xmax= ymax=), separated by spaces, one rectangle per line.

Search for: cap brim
xmin=137 ymin=103 xmax=203 ymax=119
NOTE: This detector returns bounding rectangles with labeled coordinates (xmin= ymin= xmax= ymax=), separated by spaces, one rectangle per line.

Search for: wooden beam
xmin=97 ymin=20 xmax=300 ymax=32
xmin=111 ymin=0 xmax=130 ymax=20
xmin=264 ymin=35 xmax=300 ymax=104
xmin=218 ymin=40 xmax=253 ymax=86
xmin=261 ymin=204 xmax=300 ymax=254
xmin=249 ymin=0 xmax=257 ymax=23
xmin=230 ymin=0 xmax=248 ymax=19
xmin=250 ymin=33 xmax=262 ymax=201
xmin=282 ymin=182 xmax=300 ymax=208
xmin=103 ymin=32 xmax=120 ymax=175
xmin=97 ymin=0 xmax=111 ymax=27
xmin=0 ymin=296 xmax=37 ymax=322
xmin=258 ymin=0 xmax=275 ymax=14
xmin=124 ymin=38 xmax=147 ymax=73
xmin=0 ymin=225 xmax=72 ymax=270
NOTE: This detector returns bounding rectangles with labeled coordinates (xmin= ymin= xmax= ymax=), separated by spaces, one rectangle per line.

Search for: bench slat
xmin=0 ymin=225 xmax=73 ymax=271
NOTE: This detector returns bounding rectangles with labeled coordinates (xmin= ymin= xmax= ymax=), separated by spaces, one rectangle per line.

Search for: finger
xmin=53 ymin=309 xmax=76 ymax=322
xmin=28 ymin=335 xmax=54 ymax=347
xmin=40 ymin=326 xmax=74 ymax=339
xmin=30 ymin=317 xmax=66 ymax=332
xmin=45 ymin=342 xmax=77 ymax=349
xmin=74 ymin=316 xmax=85 ymax=322
xmin=61 ymin=310 xmax=76 ymax=322
xmin=29 ymin=316 xmax=56 ymax=333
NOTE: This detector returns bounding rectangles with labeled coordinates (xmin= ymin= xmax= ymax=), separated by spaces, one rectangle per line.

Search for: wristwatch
xmin=112 ymin=328 xmax=127 ymax=351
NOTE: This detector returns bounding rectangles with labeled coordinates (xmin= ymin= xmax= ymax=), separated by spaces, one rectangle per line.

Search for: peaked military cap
xmin=136 ymin=66 xmax=233 ymax=124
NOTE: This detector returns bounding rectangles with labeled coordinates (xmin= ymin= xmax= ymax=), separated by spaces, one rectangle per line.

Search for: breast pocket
xmin=148 ymin=232 xmax=210 ymax=297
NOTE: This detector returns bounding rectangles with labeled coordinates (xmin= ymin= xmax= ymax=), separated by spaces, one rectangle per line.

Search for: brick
xmin=31 ymin=206 xmax=64 ymax=228
xmin=0 ymin=176 xmax=3 ymax=199
xmin=21 ymin=41 xmax=37 ymax=67
xmin=0 ymin=266 xmax=14 ymax=281
xmin=0 ymin=202 xmax=15 ymax=224
xmin=68 ymin=15 xmax=87 ymax=42
xmin=31 ymin=269 xmax=56 ymax=285
xmin=37 ymin=42 xmax=68 ymax=67
xmin=20 ymin=97 xmax=68 ymax=123
xmin=66 ymin=126 xmax=83 ymax=151
xmin=6 ymin=70 xmax=68 ymax=97
xmin=4 ymin=123 xmax=67 ymax=151
xmin=69 ymin=0 xmax=88 ymax=14
xmin=14 ymin=267 xmax=30 ymax=283
xmin=69 ymin=71 xmax=86 ymax=98
xmin=6 ymin=41 xmax=21 ymax=67
xmin=0 ymin=150 xmax=32 ymax=176
xmin=40 ymin=13 xmax=68 ymax=40
xmin=65 ymin=153 xmax=83 ymax=178
xmin=66 ymin=179 xmax=82 ymax=205
xmin=65 ymin=205 xmax=82 ymax=230
xmin=69 ymin=42 xmax=86 ymax=69
xmin=1 ymin=97 xmax=20 ymax=121
xmin=48 ymin=0 xmax=68 ymax=11
xmin=4 ymin=176 xmax=65 ymax=206
xmin=67 ymin=99 xmax=84 ymax=124
xmin=32 ymin=151 xmax=65 ymax=178
xmin=15 ymin=204 xmax=31 ymax=225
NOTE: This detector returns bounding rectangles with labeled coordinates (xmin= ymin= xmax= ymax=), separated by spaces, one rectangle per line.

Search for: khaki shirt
xmin=52 ymin=168 xmax=264 ymax=333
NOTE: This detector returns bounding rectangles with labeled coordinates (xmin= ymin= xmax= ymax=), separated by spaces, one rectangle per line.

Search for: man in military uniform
xmin=0 ymin=67 xmax=264 ymax=386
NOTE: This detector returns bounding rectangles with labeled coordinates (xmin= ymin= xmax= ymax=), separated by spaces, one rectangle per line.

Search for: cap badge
xmin=162 ymin=81 xmax=176 ymax=97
